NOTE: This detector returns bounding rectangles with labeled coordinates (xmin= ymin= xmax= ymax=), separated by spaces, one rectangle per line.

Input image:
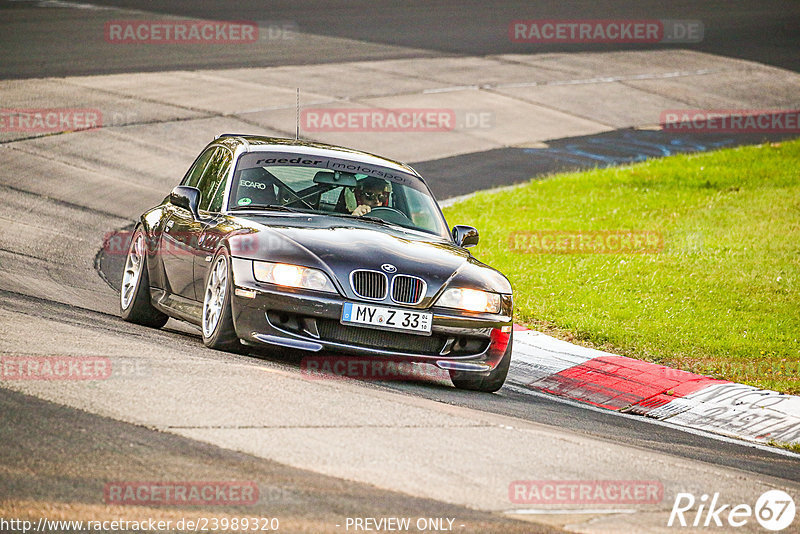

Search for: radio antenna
xmin=295 ymin=88 xmax=300 ymax=141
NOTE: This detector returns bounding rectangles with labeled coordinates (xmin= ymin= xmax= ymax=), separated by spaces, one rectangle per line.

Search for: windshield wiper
xmin=230 ymin=204 xmax=305 ymax=212
xmin=315 ymin=211 xmax=409 ymax=230
xmin=359 ymin=216 xmax=421 ymax=233
xmin=359 ymin=215 xmax=397 ymax=226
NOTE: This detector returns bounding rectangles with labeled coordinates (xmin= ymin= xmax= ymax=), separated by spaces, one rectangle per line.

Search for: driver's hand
xmin=351 ymin=205 xmax=371 ymax=217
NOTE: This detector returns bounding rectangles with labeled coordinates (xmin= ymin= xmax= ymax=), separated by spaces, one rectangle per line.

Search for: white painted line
xmin=504 ymin=331 xmax=800 ymax=447
xmin=8 ymin=0 xmax=113 ymax=9
xmin=424 ymin=68 xmax=724 ymax=95
xmin=685 ymin=382 xmax=800 ymax=412
xmin=504 ymin=383 xmax=800 ymax=459
xmin=509 ymin=329 xmax=626 ymax=385
xmin=423 ymin=85 xmax=481 ymax=94
xmin=438 ymin=183 xmax=525 ymax=209
xmin=504 ymin=508 xmax=638 ymax=515
xmin=513 ymin=329 xmax=617 ymax=361
xmin=645 ymin=396 xmax=700 ymax=420
xmin=664 ymin=383 xmax=800 ymax=444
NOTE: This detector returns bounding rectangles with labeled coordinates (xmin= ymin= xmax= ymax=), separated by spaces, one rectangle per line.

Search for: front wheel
xmin=120 ymin=228 xmax=168 ymax=328
xmin=201 ymin=249 xmax=242 ymax=352
xmin=450 ymin=333 xmax=512 ymax=393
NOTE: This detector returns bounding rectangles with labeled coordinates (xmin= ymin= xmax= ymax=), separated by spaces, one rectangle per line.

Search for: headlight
xmin=436 ymin=287 xmax=501 ymax=313
xmin=253 ymin=261 xmax=336 ymax=293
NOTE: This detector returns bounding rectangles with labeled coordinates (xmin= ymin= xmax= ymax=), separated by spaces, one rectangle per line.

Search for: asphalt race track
xmin=2 ymin=0 xmax=799 ymax=78
xmin=1 ymin=1 xmax=799 ymax=533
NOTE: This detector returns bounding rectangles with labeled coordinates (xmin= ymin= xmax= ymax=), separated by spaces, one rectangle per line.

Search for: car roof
xmin=212 ymin=134 xmax=422 ymax=178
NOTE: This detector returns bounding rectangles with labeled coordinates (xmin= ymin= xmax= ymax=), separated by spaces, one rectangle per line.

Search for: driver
xmin=350 ymin=177 xmax=391 ymax=217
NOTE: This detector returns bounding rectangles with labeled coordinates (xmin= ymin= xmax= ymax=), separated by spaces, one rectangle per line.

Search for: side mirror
xmin=452 ymin=225 xmax=479 ymax=248
xmin=169 ymin=185 xmax=201 ymax=220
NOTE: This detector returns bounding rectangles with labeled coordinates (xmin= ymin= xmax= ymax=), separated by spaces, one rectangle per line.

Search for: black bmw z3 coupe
xmin=120 ymin=134 xmax=513 ymax=391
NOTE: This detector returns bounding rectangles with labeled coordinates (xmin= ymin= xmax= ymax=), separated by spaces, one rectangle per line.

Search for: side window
xmin=182 ymin=148 xmax=216 ymax=187
xmin=196 ymin=147 xmax=233 ymax=212
xmin=207 ymin=175 xmax=229 ymax=212
xmin=403 ymin=187 xmax=437 ymax=232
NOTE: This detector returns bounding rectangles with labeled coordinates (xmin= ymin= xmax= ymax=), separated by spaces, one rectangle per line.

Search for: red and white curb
xmin=509 ymin=325 xmax=800 ymax=446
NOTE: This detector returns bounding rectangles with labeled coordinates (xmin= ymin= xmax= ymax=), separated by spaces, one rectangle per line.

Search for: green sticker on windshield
xmin=238 ymin=197 xmax=252 ymax=206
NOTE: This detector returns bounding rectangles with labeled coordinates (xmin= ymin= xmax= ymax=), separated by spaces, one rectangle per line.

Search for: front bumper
xmin=230 ymin=258 xmax=512 ymax=372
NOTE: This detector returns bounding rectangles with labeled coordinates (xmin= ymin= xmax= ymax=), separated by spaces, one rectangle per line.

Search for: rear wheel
xmin=201 ymin=249 xmax=242 ymax=352
xmin=450 ymin=333 xmax=512 ymax=393
xmin=120 ymin=228 xmax=169 ymax=328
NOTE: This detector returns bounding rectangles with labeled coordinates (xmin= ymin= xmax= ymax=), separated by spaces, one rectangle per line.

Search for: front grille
xmin=317 ymin=319 xmax=444 ymax=355
xmin=350 ymin=270 xmax=387 ymax=300
xmin=391 ymin=275 xmax=426 ymax=305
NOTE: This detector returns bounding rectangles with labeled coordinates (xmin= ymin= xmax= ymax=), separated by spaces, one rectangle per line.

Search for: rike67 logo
xmin=668 ymin=490 xmax=795 ymax=531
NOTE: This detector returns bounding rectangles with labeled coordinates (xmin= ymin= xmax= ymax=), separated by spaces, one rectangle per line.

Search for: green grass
xmin=767 ymin=439 xmax=800 ymax=454
xmin=443 ymin=140 xmax=800 ymax=394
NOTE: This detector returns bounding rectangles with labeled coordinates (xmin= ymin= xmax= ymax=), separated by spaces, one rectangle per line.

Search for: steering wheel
xmin=367 ymin=206 xmax=413 ymax=225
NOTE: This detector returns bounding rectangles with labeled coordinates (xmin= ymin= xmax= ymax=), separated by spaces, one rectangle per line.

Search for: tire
xmin=450 ymin=333 xmax=512 ymax=393
xmin=120 ymin=228 xmax=169 ymax=328
xmin=201 ymin=248 xmax=242 ymax=352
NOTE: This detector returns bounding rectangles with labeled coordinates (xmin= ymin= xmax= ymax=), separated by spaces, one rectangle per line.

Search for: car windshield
xmin=228 ymin=151 xmax=450 ymax=238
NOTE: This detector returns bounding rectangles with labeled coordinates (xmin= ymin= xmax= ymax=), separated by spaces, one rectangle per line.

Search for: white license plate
xmin=341 ymin=302 xmax=432 ymax=335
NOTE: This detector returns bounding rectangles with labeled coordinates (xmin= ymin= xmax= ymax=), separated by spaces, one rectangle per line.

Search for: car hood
xmin=230 ymin=214 xmax=511 ymax=304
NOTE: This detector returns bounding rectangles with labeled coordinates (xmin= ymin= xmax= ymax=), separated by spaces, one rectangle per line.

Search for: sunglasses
xmin=360 ymin=190 xmax=388 ymax=201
